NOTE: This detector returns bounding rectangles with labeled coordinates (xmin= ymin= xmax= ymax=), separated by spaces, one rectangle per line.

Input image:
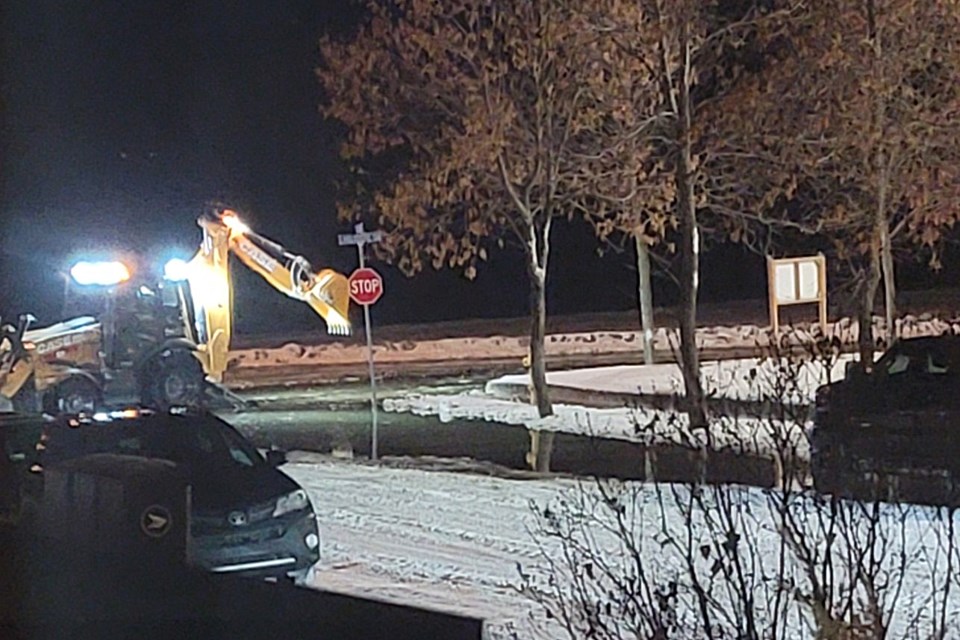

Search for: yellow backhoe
xmin=0 ymin=207 xmax=352 ymax=413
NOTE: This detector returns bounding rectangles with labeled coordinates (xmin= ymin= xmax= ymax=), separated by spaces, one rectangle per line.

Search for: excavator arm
xmin=184 ymin=208 xmax=352 ymax=381
xmin=219 ymin=211 xmax=351 ymax=333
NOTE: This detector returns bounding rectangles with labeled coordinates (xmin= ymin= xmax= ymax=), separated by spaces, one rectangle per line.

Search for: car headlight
xmin=273 ymin=489 xmax=311 ymax=518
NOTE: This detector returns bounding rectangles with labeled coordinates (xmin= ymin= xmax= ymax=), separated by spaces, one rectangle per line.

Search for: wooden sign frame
xmin=766 ymin=254 xmax=827 ymax=333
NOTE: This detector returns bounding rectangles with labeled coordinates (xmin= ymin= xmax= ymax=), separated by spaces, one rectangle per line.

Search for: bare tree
xmin=730 ymin=0 xmax=960 ymax=364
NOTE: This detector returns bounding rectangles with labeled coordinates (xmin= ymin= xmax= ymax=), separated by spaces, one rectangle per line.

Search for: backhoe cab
xmin=0 ymin=206 xmax=353 ymax=415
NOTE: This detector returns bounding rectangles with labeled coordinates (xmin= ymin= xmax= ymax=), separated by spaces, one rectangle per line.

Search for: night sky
xmin=0 ymin=1 xmax=772 ymax=337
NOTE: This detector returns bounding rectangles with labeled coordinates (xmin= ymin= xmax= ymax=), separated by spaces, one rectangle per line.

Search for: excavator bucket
xmin=307 ymin=269 xmax=352 ymax=336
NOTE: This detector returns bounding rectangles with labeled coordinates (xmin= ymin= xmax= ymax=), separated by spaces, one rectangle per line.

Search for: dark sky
xmin=2 ymin=2 xmax=353 ymax=259
xmin=0 ymin=1 xmax=774 ymax=336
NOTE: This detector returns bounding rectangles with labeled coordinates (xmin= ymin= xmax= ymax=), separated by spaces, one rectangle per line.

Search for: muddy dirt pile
xmin=228 ymin=313 xmax=960 ymax=373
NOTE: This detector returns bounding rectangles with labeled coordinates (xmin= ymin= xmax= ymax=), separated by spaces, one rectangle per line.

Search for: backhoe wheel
xmin=43 ymin=377 xmax=102 ymax=415
xmin=144 ymin=350 xmax=204 ymax=411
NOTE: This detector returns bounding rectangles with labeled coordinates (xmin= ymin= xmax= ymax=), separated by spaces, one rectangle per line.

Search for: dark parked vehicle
xmin=811 ymin=335 xmax=960 ymax=506
xmin=2 ymin=408 xmax=320 ymax=581
xmin=0 ymin=412 xmax=41 ymax=527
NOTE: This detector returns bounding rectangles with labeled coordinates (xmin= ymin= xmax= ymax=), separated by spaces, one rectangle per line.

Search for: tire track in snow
xmin=283 ymin=458 xmax=564 ymax=636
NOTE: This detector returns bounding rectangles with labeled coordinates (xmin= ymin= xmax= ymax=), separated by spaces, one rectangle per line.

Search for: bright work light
xmin=163 ymin=258 xmax=191 ymax=282
xmin=221 ymin=210 xmax=250 ymax=234
xmin=70 ymin=261 xmax=131 ymax=286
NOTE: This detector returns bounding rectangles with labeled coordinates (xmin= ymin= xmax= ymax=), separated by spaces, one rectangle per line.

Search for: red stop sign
xmin=348 ymin=267 xmax=384 ymax=305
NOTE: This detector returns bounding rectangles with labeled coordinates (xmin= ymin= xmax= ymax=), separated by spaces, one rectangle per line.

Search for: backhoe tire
xmin=42 ymin=377 xmax=102 ymax=415
xmin=142 ymin=350 xmax=205 ymax=411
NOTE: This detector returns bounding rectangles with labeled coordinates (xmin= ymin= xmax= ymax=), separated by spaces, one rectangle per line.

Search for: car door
xmin=907 ymin=347 xmax=959 ymax=472
xmin=871 ymin=344 xmax=957 ymax=472
xmin=855 ymin=350 xmax=920 ymax=470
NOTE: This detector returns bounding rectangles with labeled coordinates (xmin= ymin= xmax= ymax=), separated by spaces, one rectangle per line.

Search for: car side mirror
xmin=266 ymin=449 xmax=287 ymax=467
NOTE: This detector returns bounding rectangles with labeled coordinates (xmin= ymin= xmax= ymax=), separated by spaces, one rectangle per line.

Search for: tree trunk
xmin=675 ymin=19 xmax=708 ymax=430
xmin=636 ymin=232 xmax=657 ymax=481
xmin=527 ymin=216 xmax=554 ymax=472
xmin=635 ymin=232 xmax=655 ymax=366
xmin=528 ymin=258 xmax=551 ymax=418
xmin=868 ymin=0 xmax=897 ymax=345
xmin=858 ymin=240 xmax=882 ymax=372
xmin=876 ymin=150 xmax=896 ymax=343
xmin=677 ymin=194 xmax=707 ymax=428
xmin=880 ymin=223 xmax=896 ymax=342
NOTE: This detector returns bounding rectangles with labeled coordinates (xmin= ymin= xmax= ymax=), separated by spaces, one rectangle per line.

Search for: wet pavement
xmin=221 ymin=375 xmax=779 ymax=487
xmin=223 ymin=376 xmax=531 ymax=470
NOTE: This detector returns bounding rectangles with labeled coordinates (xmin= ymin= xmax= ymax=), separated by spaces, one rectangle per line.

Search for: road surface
xmin=283 ymin=453 xmax=960 ymax=640
xmin=285 ymin=453 xmax=560 ymax=639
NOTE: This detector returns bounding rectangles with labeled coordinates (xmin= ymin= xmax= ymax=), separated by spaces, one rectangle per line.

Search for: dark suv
xmin=811 ymin=335 xmax=960 ymax=505
xmin=13 ymin=408 xmax=320 ymax=581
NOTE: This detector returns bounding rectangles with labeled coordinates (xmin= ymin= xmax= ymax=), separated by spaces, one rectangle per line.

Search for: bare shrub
xmin=519 ymin=325 xmax=960 ymax=639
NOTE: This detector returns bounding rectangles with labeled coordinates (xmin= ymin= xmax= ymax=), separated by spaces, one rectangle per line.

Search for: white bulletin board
xmin=766 ymin=254 xmax=827 ymax=332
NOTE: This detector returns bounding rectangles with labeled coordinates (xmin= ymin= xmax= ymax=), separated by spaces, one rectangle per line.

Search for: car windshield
xmin=195 ymin=418 xmax=261 ymax=468
xmin=43 ymin=414 xmax=264 ymax=470
xmin=885 ymin=353 xmax=911 ymax=376
xmin=878 ymin=343 xmax=954 ymax=378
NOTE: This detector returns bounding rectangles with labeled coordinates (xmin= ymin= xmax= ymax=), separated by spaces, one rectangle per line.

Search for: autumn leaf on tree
xmin=318 ymin=0 xmax=649 ymax=465
xmin=727 ymin=0 xmax=960 ymax=362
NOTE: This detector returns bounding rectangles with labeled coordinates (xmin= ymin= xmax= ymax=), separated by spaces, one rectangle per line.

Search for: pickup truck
xmin=810 ymin=335 xmax=960 ymax=506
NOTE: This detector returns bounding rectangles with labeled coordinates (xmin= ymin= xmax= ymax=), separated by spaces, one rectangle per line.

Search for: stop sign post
xmin=338 ymin=224 xmax=385 ymax=460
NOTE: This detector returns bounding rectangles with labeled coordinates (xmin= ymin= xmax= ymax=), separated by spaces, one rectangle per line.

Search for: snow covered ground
xmin=286 ymin=348 xmax=960 ymax=640
xmin=242 ymin=312 xmax=960 ymax=636
xmin=286 ymin=454 xmax=548 ymax=637
xmin=487 ymin=354 xmax=854 ymax=403
xmin=271 ymin=322 xmax=960 ymax=637
xmin=287 ymin=454 xmax=960 ymax=639
xmin=228 ymin=312 xmax=960 ymax=375
xmin=383 ymin=354 xmax=856 ymax=463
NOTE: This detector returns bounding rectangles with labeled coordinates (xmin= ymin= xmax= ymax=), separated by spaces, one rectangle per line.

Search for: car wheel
xmin=288 ymin=563 xmax=318 ymax=587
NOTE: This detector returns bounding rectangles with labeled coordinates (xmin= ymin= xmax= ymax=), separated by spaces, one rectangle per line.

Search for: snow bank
xmin=384 ymin=391 xmax=810 ymax=462
xmin=486 ymin=354 xmax=854 ymax=405
xmin=382 ymin=353 xmax=852 ymax=462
